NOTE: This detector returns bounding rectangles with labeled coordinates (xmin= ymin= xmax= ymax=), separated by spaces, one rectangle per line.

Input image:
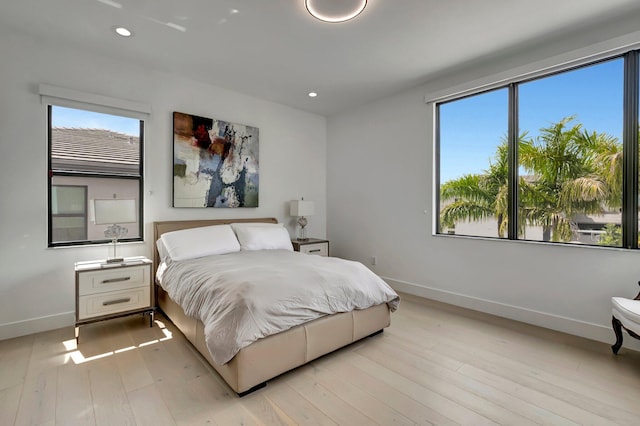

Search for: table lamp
xmin=290 ymin=199 xmax=315 ymax=241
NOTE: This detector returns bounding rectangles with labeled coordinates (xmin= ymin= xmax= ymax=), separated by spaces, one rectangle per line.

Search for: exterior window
xmin=436 ymin=53 xmax=638 ymax=248
xmin=518 ymin=59 xmax=624 ymax=245
xmin=48 ymin=106 xmax=143 ymax=247
xmin=438 ymin=88 xmax=508 ymax=238
xmin=51 ymin=185 xmax=87 ymax=242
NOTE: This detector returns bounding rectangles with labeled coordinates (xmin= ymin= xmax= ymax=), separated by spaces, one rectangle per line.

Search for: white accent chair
xmin=611 ymin=283 xmax=640 ymax=354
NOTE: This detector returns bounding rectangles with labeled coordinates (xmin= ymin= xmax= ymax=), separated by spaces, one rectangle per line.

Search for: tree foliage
xmin=440 ymin=116 xmax=622 ymax=243
xmin=598 ymin=223 xmax=622 ymax=247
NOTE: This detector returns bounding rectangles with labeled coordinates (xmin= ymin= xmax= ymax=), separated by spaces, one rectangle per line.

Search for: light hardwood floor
xmin=1 ymin=293 xmax=640 ymax=425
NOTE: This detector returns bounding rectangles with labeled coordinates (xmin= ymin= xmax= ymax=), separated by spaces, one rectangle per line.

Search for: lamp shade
xmin=290 ymin=200 xmax=315 ymax=217
xmin=94 ymin=199 xmax=137 ymax=224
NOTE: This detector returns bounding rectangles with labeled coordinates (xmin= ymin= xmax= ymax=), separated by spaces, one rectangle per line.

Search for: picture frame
xmin=172 ymin=111 xmax=259 ymax=208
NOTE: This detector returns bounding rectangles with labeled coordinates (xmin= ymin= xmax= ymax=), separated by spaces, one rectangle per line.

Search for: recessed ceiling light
xmin=305 ymin=0 xmax=367 ymax=23
xmin=308 ymin=92 xmax=318 ymax=98
xmin=113 ymin=27 xmax=132 ymax=37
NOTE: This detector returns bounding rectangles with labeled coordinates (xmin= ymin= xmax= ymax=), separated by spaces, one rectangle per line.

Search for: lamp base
xmin=297 ymin=223 xmax=308 ymax=241
xmin=105 ymin=236 xmax=125 ymax=265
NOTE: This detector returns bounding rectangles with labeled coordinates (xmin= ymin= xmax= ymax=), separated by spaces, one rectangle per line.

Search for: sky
xmin=439 ymin=57 xmax=625 ymax=183
xmin=51 ymin=106 xmax=140 ymax=136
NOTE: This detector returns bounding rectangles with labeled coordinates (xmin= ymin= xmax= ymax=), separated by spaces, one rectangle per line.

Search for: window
xmin=438 ymin=88 xmax=508 ymax=238
xmin=51 ymin=185 xmax=87 ymax=241
xmin=436 ymin=52 xmax=638 ymax=249
xmin=48 ymin=105 xmax=144 ymax=247
xmin=518 ymin=59 xmax=624 ymax=245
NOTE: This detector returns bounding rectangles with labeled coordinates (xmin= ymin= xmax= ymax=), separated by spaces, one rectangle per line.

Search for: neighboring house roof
xmin=51 ymin=127 xmax=140 ymax=174
xmin=573 ymin=212 xmax=622 ymax=226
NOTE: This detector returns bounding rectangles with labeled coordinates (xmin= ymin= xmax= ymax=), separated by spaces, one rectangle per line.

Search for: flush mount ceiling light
xmin=305 ymin=0 xmax=367 ymax=23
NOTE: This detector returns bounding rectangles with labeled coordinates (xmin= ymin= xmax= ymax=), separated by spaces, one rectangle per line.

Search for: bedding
xmin=158 ymin=249 xmax=399 ymax=364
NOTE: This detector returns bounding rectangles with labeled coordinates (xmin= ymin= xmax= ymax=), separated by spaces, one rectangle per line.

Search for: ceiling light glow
xmin=308 ymin=92 xmax=318 ymax=97
xmin=305 ymin=0 xmax=367 ymax=23
xmin=114 ymin=26 xmax=132 ymax=37
xmin=97 ymin=0 xmax=123 ymax=9
xmin=166 ymin=22 xmax=186 ymax=32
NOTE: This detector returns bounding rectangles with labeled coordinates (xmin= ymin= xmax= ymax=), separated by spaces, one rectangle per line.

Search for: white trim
xmin=0 ymin=311 xmax=74 ymax=341
xmin=429 ymin=101 xmax=438 ymax=234
xmin=384 ymin=276 xmax=640 ymax=352
xmin=39 ymin=83 xmax=150 ymax=119
xmin=425 ymin=31 xmax=640 ymax=105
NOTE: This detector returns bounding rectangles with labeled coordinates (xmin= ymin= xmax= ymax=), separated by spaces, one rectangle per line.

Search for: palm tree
xmin=578 ymin=128 xmax=623 ymax=209
xmin=440 ymin=140 xmax=512 ymax=237
xmin=519 ymin=116 xmax=622 ymax=242
xmin=440 ymin=117 xmax=622 ymax=242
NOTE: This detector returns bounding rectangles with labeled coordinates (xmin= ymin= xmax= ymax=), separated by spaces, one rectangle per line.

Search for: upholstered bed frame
xmin=153 ymin=218 xmax=391 ymax=396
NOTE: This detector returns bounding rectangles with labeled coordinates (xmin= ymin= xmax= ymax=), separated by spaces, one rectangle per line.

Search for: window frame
xmin=435 ymin=49 xmax=640 ymax=249
xmin=47 ymin=104 xmax=145 ymax=248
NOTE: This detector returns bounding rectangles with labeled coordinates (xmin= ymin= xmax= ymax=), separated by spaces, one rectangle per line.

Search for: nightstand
xmin=291 ymin=238 xmax=329 ymax=256
xmin=75 ymin=256 xmax=154 ymax=340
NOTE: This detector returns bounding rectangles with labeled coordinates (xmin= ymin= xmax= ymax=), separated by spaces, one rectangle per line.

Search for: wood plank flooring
xmin=1 ymin=292 xmax=639 ymax=425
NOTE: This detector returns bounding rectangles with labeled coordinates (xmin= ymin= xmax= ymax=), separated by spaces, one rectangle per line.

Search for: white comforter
xmin=159 ymin=250 xmax=399 ymax=364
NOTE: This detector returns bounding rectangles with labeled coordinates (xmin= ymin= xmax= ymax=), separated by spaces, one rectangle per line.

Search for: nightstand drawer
xmin=78 ymin=265 xmax=148 ymax=296
xmin=299 ymin=242 xmax=329 ymax=256
xmin=78 ymin=287 xmax=151 ymax=320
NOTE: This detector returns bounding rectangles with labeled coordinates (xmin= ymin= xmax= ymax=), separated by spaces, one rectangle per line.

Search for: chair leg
xmin=628 ymin=329 xmax=640 ymax=340
xmin=612 ymin=316 xmax=624 ymax=354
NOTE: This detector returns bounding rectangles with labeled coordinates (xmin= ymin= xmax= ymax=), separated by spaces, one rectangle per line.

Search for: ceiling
xmin=2 ymin=0 xmax=640 ymax=116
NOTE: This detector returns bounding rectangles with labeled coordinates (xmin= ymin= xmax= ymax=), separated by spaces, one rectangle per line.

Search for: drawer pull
xmin=309 ymin=249 xmax=321 ymax=253
xmin=103 ymin=298 xmax=131 ymax=306
xmin=101 ymin=276 xmax=131 ymax=284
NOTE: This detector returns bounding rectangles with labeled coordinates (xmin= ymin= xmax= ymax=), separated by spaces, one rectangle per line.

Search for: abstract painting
xmin=173 ymin=111 xmax=259 ymax=208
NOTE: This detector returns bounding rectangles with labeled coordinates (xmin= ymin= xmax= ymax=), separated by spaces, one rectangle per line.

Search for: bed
xmin=153 ymin=218 xmax=399 ymax=396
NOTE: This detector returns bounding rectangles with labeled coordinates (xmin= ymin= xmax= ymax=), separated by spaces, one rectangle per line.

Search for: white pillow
xmin=234 ymin=226 xmax=293 ymax=251
xmin=156 ymin=238 xmax=171 ymax=263
xmin=160 ymin=224 xmax=240 ymax=261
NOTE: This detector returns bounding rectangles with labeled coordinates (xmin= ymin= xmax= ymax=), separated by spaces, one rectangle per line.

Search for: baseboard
xmin=384 ymin=276 xmax=640 ymax=352
xmin=0 ymin=311 xmax=74 ymax=341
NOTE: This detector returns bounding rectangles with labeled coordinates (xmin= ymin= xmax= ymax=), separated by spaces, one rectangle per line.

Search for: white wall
xmin=327 ymin=20 xmax=640 ymax=348
xmin=0 ymin=30 xmax=326 ymax=339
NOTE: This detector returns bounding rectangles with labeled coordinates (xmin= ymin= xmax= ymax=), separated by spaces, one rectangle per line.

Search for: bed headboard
xmin=152 ymin=217 xmax=278 ymax=277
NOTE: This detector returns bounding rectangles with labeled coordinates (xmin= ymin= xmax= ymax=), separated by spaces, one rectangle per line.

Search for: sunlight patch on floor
xmin=62 ymin=319 xmax=173 ymax=364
